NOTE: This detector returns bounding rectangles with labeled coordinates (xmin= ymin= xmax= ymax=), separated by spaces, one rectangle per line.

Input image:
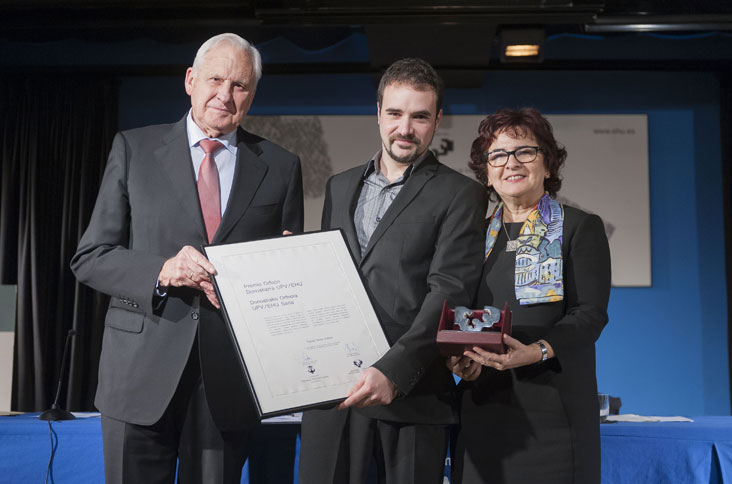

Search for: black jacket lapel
xmin=214 ymin=128 xmax=268 ymax=243
xmin=361 ymin=154 xmax=438 ymax=263
xmin=156 ymin=118 xmax=208 ymax=242
xmin=341 ymin=169 xmax=365 ymax=264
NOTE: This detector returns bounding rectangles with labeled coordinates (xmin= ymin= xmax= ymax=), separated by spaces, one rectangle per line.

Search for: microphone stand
xmin=39 ymin=329 xmax=76 ymax=421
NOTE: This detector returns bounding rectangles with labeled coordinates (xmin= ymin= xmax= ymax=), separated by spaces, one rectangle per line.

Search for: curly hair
xmin=468 ymin=107 xmax=566 ymax=200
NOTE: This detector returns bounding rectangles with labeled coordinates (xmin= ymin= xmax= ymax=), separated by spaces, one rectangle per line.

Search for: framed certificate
xmin=203 ymin=230 xmax=390 ymax=419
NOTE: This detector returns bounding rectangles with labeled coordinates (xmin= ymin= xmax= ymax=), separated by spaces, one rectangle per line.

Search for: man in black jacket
xmin=299 ymin=58 xmax=487 ymax=484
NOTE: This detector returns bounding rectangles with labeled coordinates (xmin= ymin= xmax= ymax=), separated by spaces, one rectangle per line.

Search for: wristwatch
xmin=536 ymin=340 xmax=548 ymax=362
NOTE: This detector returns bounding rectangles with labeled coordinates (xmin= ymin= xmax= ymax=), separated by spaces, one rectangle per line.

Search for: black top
xmin=454 ymin=205 xmax=611 ymax=484
xmin=319 ymin=152 xmax=489 ymax=424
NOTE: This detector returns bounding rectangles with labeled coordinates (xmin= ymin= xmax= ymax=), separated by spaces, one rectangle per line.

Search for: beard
xmin=384 ymin=134 xmax=427 ymax=164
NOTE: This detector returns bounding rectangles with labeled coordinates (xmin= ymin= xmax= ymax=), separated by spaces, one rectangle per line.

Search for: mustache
xmin=390 ymin=134 xmax=419 ymax=143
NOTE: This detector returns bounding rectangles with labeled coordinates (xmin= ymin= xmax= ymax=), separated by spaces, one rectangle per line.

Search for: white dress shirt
xmin=186 ymin=110 xmax=237 ymax=215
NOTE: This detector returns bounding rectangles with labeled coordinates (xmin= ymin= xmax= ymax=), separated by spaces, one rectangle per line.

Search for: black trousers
xmin=101 ymin=343 xmax=252 ymax=484
xmin=299 ymin=408 xmax=450 ymax=484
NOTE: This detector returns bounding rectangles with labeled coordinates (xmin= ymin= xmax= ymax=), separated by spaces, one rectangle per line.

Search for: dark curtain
xmin=722 ymin=72 xmax=732 ymax=413
xmin=0 ymin=74 xmax=117 ymax=411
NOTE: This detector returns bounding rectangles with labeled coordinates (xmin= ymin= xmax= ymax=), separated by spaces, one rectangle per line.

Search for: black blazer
xmin=458 ymin=205 xmax=611 ymax=483
xmin=321 ymin=153 xmax=487 ymax=424
xmin=71 ymin=116 xmax=303 ymax=430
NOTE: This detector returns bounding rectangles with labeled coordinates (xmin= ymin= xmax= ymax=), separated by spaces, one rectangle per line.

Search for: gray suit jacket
xmin=321 ymin=153 xmax=487 ymax=424
xmin=71 ymin=116 xmax=303 ymax=430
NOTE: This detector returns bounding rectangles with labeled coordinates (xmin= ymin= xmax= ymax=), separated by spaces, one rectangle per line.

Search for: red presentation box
xmin=436 ymin=300 xmax=512 ymax=356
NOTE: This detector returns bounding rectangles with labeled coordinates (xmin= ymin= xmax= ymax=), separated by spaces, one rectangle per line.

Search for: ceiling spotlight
xmin=500 ymin=28 xmax=544 ymax=63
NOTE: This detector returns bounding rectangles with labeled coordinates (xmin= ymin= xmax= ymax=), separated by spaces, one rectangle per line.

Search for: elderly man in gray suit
xmin=299 ymin=58 xmax=487 ymax=484
xmin=72 ymin=33 xmax=303 ymax=483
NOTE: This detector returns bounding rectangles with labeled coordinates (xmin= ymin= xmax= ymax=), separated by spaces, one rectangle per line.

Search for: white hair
xmin=191 ymin=33 xmax=262 ymax=84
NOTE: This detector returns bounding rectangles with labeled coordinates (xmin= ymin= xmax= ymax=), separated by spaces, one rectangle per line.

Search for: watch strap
xmin=536 ymin=340 xmax=548 ymax=362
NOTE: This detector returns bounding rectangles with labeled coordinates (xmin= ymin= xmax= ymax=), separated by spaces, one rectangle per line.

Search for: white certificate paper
xmin=204 ymin=230 xmax=390 ymax=418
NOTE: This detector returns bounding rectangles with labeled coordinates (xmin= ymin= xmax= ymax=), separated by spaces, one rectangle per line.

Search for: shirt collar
xmin=362 ymin=149 xmax=431 ymax=180
xmin=186 ymin=109 xmax=238 ymax=153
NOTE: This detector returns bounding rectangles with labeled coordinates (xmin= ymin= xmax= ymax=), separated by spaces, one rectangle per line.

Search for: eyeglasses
xmin=483 ymin=146 xmax=541 ymax=167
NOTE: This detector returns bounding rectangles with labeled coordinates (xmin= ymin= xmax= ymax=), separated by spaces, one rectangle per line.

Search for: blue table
xmin=0 ymin=413 xmax=104 ymax=483
xmin=601 ymin=417 xmax=732 ymax=483
xmin=0 ymin=413 xmax=299 ymax=484
xmin=2 ymin=413 xmax=731 ymax=483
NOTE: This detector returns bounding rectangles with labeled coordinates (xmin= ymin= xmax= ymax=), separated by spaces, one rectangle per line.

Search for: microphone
xmin=39 ymin=329 xmax=77 ymax=421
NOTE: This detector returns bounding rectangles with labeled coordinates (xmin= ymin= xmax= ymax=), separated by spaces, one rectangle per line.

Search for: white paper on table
xmin=605 ymin=414 xmax=694 ymax=422
xmin=262 ymin=413 xmax=303 ymax=424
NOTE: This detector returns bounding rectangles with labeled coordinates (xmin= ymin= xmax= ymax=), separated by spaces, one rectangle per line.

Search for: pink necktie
xmin=198 ymin=139 xmax=224 ymax=243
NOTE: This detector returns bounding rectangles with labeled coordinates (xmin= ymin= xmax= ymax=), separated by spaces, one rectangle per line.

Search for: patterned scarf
xmin=484 ymin=193 xmax=564 ymax=305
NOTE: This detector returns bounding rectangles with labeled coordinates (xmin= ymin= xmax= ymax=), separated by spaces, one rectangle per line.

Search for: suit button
xmin=191 ymin=312 xmax=199 ymax=320
xmin=132 ymin=303 xmax=139 ymax=308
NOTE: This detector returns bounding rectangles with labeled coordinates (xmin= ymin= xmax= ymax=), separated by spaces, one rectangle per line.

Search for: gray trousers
xmin=101 ymin=344 xmax=251 ymax=484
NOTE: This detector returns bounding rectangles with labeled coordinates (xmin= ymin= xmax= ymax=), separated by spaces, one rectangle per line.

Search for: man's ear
xmin=434 ymin=108 xmax=443 ymax=131
xmin=184 ymin=67 xmax=195 ymax=96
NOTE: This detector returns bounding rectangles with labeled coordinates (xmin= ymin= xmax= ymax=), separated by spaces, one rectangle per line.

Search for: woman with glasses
xmin=448 ymin=108 xmax=611 ymax=484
